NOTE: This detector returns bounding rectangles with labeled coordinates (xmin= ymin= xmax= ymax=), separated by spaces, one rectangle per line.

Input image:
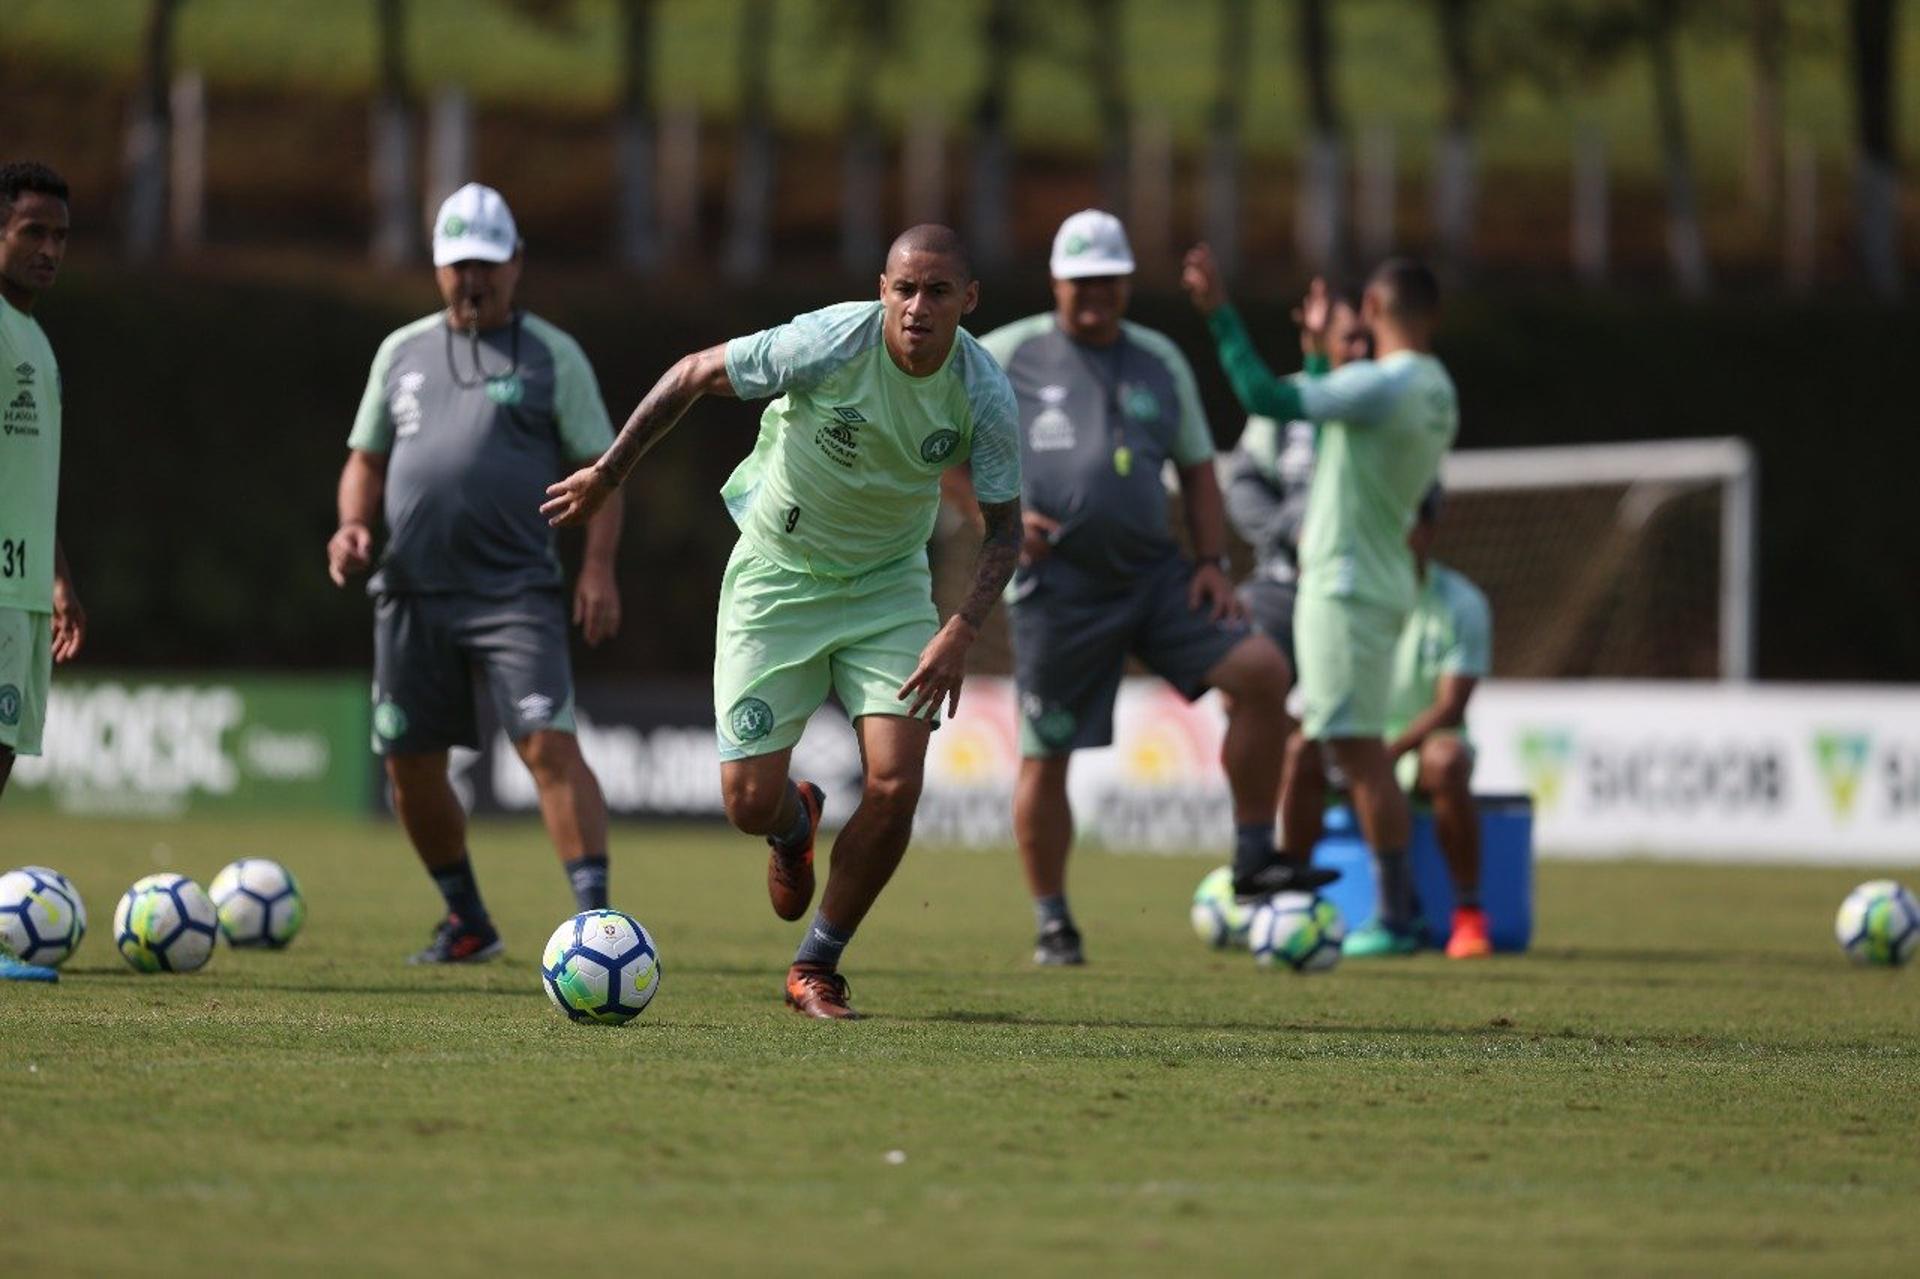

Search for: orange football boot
xmin=785 ymin=962 xmax=862 ymax=1020
xmin=1445 ymin=905 xmax=1493 ymax=959
xmin=767 ymin=781 xmax=824 ymax=922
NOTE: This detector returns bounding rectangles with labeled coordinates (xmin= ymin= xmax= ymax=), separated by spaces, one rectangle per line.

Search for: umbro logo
xmin=831 ymin=406 xmax=867 ymax=424
xmin=13 ymin=362 xmax=32 ymax=385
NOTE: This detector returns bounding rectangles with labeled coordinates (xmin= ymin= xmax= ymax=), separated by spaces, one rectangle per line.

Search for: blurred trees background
xmin=0 ymin=0 xmax=1914 ymax=681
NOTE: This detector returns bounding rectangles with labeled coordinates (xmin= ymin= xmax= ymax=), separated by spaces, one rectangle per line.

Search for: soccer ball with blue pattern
xmin=209 ymin=858 xmax=307 ymax=948
xmin=541 ymin=909 xmax=661 ymax=1025
xmin=0 ymin=865 xmax=87 ymax=967
xmin=114 ymin=874 xmax=219 ymax=973
xmin=1249 ymin=892 xmax=1346 ymax=973
xmin=1190 ymin=866 xmax=1254 ymax=949
xmin=1835 ymin=880 xmax=1920 ymax=968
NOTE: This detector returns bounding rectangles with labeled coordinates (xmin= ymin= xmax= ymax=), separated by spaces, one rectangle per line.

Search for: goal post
xmin=1438 ymin=437 xmax=1758 ymax=681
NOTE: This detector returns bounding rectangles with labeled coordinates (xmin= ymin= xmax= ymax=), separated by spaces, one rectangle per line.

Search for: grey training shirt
xmin=348 ymin=310 xmax=615 ymax=596
xmin=977 ymin=314 xmax=1214 ymax=583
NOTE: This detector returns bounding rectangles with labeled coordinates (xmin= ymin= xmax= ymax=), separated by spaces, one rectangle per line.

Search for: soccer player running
xmin=327 ymin=184 xmax=625 ymax=965
xmin=963 ymin=210 xmax=1329 ymax=967
xmin=1183 ymin=245 xmax=1458 ymax=956
xmin=1277 ymin=489 xmax=1494 ymax=958
xmin=0 ymin=162 xmax=87 ymax=984
xmin=543 ymin=225 xmax=1022 ymax=1020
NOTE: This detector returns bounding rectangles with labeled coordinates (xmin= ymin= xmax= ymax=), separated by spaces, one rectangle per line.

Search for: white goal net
xmin=1435 ymin=437 xmax=1757 ymax=680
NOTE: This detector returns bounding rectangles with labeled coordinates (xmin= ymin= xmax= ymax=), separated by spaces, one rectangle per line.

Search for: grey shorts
xmin=1010 ymin=555 xmax=1246 ymax=758
xmin=1238 ymin=574 xmax=1298 ymax=668
xmin=371 ymin=591 xmax=576 ymax=756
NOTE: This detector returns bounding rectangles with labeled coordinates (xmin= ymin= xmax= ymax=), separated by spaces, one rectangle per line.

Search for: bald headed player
xmin=1184 ymin=249 xmax=1458 ymax=953
xmin=545 ymin=225 xmax=1022 ymax=1019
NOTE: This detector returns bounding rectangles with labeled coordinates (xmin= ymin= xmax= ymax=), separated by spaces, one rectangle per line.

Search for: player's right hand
xmin=1019 ymin=511 xmax=1060 ymax=566
xmin=1180 ymin=243 xmax=1227 ymax=315
xmin=542 ymin=466 xmax=612 ymax=528
xmin=326 ymin=521 xmax=373 ymax=587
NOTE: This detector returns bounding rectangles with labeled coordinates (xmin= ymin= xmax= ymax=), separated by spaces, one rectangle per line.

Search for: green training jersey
xmin=1206 ymin=306 xmax=1458 ymax=610
xmin=722 ymin=301 xmax=1021 ymax=578
xmin=0 ymin=297 xmax=61 ymax=612
xmin=1384 ymin=562 xmax=1491 ymax=740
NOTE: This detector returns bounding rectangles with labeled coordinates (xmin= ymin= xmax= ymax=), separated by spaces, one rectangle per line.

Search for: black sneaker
xmin=407 ymin=915 xmax=504 ymax=965
xmin=1033 ymin=919 xmax=1085 ymax=967
xmin=1232 ymin=857 xmax=1341 ymax=902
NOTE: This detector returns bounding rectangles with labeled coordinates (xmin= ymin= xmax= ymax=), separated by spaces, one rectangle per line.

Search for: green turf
xmin=2 ymin=814 xmax=1915 ymax=1275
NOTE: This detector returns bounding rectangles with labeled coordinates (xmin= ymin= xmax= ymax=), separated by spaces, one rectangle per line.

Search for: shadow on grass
xmin=885 ymin=1007 xmax=1759 ymax=1053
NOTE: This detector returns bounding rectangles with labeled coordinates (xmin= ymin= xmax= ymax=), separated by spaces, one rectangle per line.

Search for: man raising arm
xmin=1185 ymin=246 xmax=1459 ymax=949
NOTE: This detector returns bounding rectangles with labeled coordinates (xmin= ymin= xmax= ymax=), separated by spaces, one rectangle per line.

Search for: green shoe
xmin=0 ymin=950 xmax=59 ymax=983
xmin=1341 ymin=919 xmax=1423 ymax=958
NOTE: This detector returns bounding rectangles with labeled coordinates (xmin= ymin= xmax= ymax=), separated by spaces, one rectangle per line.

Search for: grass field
xmin=3 ymin=814 xmax=1916 ymax=1276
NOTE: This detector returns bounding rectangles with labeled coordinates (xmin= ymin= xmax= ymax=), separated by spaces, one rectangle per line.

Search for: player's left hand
xmin=573 ymin=562 xmax=622 ymax=646
xmin=898 ymin=616 xmax=976 ymax=720
xmin=1188 ymin=562 xmax=1244 ymax=623
xmin=50 ymin=573 xmax=86 ymax=663
xmin=542 ymin=466 xmax=613 ymax=528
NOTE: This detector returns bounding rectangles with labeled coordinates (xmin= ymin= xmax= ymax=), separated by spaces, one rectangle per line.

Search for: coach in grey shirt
xmin=327 ymin=183 xmax=623 ymax=965
xmin=968 ymin=211 xmax=1327 ymax=968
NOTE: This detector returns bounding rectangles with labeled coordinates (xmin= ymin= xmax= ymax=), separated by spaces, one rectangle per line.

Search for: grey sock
xmin=566 ymin=855 xmax=609 ymax=911
xmin=771 ymin=780 xmax=811 ymax=851
xmin=1455 ymin=883 xmax=1482 ymax=910
xmin=1232 ymin=823 xmax=1276 ymax=880
xmin=1033 ymin=894 xmax=1072 ymax=930
xmin=1373 ymin=849 xmax=1415 ymax=930
xmin=793 ymin=910 xmax=853 ymax=970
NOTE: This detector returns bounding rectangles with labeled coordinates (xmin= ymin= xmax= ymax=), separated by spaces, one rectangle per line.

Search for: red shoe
xmin=785 ymin=962 xmax=862 ymax=1020
xmin=767 ymin=781 xmax=824 ymax=922
xmin=1445 ymin=906 xmax=1492 ymax=959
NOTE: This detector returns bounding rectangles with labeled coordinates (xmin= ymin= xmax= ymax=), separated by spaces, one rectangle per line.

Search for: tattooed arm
xmin=542 ymin=344 xmax=735 ymax=527
xmin=898 ymin=497 xmax=1022 ymax=719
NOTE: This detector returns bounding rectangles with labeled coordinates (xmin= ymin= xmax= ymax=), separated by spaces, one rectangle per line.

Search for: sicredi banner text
xmin=10 ymin=675 xmax=370 ymax=817
xmin=463 ymin=678 xmax=1920 ymax=864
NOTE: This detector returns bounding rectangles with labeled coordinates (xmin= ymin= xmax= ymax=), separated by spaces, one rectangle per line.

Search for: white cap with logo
xmin=431 ymin=182 xmax=520 ymax=267
xmin=1049 ymin=209 xmax=1135 ymax=279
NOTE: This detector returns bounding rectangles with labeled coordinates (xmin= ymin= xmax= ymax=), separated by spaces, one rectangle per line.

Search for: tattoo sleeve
xmin=958 ymin=498 xmax=1022 ymax=631
xmin=594 ymin=350 xmax=722 ymax=487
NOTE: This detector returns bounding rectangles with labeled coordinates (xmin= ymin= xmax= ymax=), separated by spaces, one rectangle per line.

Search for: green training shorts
xmin=1293 ymin=591 xmax=1405 ymax=741
xmin=0 ymin=606 xmax=53 ymax=757
xmin=713 ymin=539 xmax=938 ymax=760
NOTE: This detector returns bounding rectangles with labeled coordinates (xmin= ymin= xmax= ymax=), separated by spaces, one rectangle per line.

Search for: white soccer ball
xmin=1249 ymin=892 xmax=1346 ymax=973
xmin=541 ymin=909 xmax=662 ymax=1025
xmin=1835 ymin=880 xmax=1920 ymax=968
xmin=1190 ymin=866 xmax=1253 ymax=949
xmin=209 ymin=858 xmax=307 ymax=949
xmin=114 ymin=874 xmax=219 ymax=973
xmin=0 ymin=865 xmax=87 ymax=967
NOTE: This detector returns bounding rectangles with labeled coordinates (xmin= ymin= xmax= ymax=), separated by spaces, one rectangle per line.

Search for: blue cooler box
xmin=1308 ymin=794 xmax=1534 ymax=952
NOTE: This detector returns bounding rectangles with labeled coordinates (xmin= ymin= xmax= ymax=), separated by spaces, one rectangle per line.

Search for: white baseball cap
xmin=431 ymin=182 xmax=520 ymax=267
xmin=1049 ymin=209 xmax=1135 ymax=279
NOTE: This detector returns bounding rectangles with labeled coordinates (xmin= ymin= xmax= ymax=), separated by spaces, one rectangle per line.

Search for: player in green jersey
xmin=1274 ymin=489 xmax=1494 ymax=958
xmin=544 ymin=225 xmax=1023 ymax=1019
xmin=0 ymin=162 xmax=87 ymax=804
xmin=0 ymin=161 xmax=86 ymax=983
xmin=1184 ymin=246 xmax=1458 ymax=951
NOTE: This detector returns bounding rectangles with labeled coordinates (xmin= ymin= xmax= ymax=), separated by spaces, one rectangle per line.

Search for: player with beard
xmin=0 ymin=161 xmax=88 ymax=984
